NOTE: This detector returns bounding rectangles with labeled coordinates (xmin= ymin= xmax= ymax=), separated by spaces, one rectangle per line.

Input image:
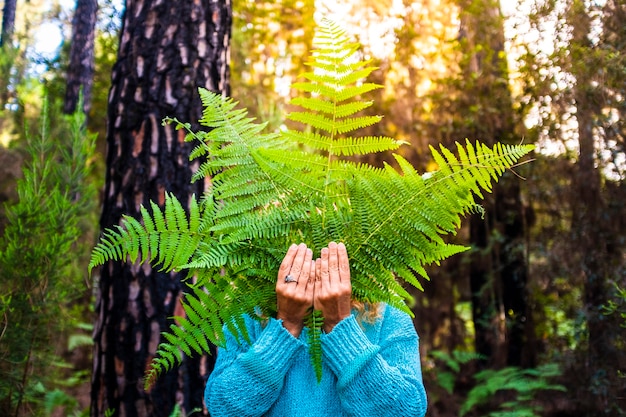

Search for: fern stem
xmin=322 ymin=51 xmax=340 ymax=231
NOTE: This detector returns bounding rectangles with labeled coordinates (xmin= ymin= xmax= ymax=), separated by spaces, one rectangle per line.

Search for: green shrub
xmin=0 ymin=97 xmax=97 ymax=416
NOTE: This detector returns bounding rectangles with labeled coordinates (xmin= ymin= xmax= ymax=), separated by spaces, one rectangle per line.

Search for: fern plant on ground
xmin=89 ymin=18 xmax=534 ymax=387
xmin=427 ymin=350 xmax=565 ymax=417
xmin=461 ymin=364 xmax=566 ymax=417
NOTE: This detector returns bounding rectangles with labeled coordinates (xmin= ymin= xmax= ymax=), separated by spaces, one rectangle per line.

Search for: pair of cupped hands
xmin=276 ymin=242 xmax=352 ymax=337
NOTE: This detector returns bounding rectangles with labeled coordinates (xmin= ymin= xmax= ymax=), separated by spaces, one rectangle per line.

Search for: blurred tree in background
xmin=513 ymin=0 xmax=626 ymax=413
xmin=231 ymin=0 xmax=315 ymax=130
xmin=63 ymin=0 xmax=97 ymax=115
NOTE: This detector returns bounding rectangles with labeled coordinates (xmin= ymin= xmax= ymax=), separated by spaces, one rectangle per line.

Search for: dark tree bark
xmin=457 ymin=0 xmax=533 ymax=368
xmin=569 ymin=1 xmax=620 ymax=411
xmin=91 ymin=1 xmax=231 ymax=416
xmin=469 ymin=204 xmax=497 ymax=363
xmin=64 ymin=0 xmax=98 ymax=115
xmin=0 ymin=0 xmax=16 ymax=47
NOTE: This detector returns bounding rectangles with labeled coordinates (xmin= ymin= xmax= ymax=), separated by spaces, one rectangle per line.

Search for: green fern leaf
xmin=89 ymin=193 xmax=205 ymax=274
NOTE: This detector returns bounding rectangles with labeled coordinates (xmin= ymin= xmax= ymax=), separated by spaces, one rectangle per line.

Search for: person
xmin=205 ymin=242 xmax=428 ymax=416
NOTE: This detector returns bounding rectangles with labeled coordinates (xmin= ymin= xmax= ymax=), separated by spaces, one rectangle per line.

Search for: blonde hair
xmin=351 ymin=301 xmax=382 ymax=325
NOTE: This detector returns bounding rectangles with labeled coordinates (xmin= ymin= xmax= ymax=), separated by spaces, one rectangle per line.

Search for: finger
xmin=278 ymin=244 xmax=299 ymax=283
xmin=337 ymin=242 xmax=350 ymax=283
xmin=328 ymin=242 xmax=340 ymax=283
xmin=315 ymin=258 xmax=322 ymax=282
xmin=307 ymin=258 xmax=316 ymax=285
xmin=320 ymin=247 xmax=331 ymax=286
xmin=313 ymin=258 xmax=322 ymax=310
xmin=289 ymin=243 xmax=308 ymax=279
xmin=299 ymin=248 xmax=313 ymax=288
xmin=305 ymin=259 xmax=316 ymax=297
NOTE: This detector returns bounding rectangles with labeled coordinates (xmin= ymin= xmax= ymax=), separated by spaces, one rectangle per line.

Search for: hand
xmin=314 ymin=242 xmax=352 ymax=333
xmin=276 ymin=243 xmax=315 ymax=337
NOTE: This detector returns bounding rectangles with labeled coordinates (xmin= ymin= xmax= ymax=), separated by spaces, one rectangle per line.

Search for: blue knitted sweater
xmin=205 ymin=305 xmax=427 ymax=416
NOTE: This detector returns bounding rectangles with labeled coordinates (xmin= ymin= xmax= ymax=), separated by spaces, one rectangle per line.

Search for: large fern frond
xmin=89 ymin=18 xmax=534 ymax=388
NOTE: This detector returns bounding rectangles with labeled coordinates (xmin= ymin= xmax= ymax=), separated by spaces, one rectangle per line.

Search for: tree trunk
xmin=469 ymin=203 xmax=499 ymax=364
xmin=64 ymin=0 xmax=98 ymax=115
xmin=91 ymin=1 xmax=231 ymax=416
xmin=0 ymin=0 xmax=16 ymax=47
xmin=458 ymin=0 xmax=533 ymax=368
xmin=569 ymin=1 xmax=617 ymax=411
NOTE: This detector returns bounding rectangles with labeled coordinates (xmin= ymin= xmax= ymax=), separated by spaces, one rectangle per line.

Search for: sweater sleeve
xmin=205 ymin=316 xmax=305 ymax=417
xmin=320 ymin=306 xmax=428 ymax=417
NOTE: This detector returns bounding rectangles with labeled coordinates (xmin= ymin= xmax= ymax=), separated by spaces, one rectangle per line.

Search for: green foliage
xmin=89 ymin=19 xmax=534 ymax=387
xmin=0 ymin=97 xmax=97 ymax=416
xmin=430 ymin=350 xmax=566 ymax=417
xmin=43 ymin=389 xmax=86 ymax=417
xmin=430 ymin=349 xmax=485 ymax=394
xmin=167 ymin=404 xmax=202 ymax=417
xmin=602 ymin=283 xmax=626 ymax=383
xmin=603 ymin=283 xmax=626 ymax=328
xmin=461 ymin=363 xmax=566 ymax=417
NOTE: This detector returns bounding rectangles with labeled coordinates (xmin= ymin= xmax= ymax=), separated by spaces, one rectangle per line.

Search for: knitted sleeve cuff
xmin=321 ymin=315 xmax=381 ymax=389
xmin=238 ymin=318 xmax=305 ymax=388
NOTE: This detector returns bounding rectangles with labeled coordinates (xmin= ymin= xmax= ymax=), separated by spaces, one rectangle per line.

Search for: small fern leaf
xmin=144 ymin=341 xmax=182 ymax=390
xmin=306 ymin=310 xmax=324 ymax=383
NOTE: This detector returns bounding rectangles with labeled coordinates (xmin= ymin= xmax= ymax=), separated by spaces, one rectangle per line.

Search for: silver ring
xmin=284 ymin=274 xmax=297 ymax=283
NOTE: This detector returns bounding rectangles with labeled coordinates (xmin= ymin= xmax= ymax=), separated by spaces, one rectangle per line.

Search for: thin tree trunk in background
xmin=91 ymin=1 xmax=231 ymax=416
xmin=0 ymin=0 xmax=16 ymax=47
xmin=0 ymin=0 xmax=18 ymax=106
xmin=458 ymin=0 xmax=533 ymax=368
xmin=469 ymin=205 xmax=498 ymax=363
xmin=496 ymin=177 xmax=531 ymax=367
xmin=569 ymin=1 xmax=617 ymax=411
xmin=64 ymin=0 xmax=98 ymax=115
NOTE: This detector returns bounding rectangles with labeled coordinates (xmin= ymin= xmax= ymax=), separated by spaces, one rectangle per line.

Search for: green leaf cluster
xmin=89 ymin=18 xmax=534 ymax=387
xmin=603 ymin=283 xmax=626 ymax=328
xmin=430 ymin=350 xmax=566 ymax=416
xmin=461 ymin=363 xmax=566 ymax=417
xmin=430 ymin=349 xmax=485 ymax=394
